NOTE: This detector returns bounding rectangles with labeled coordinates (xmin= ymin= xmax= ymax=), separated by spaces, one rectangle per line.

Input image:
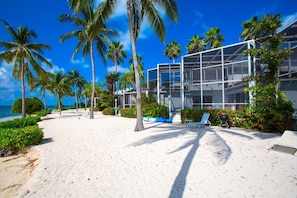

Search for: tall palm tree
xmin=240 ymin=16 xmax=259 ymax=41
xmin=97 ymin=0 xmax=178 ymax=131
xmin=68 ymin=69 xmax=87 ymax=112
xmin=31 ymin=71 xmax=52 ymax=110
xmin=106 ymin=41 xmax=127 ymax=73
xmin=164 ymin=41 xmax=181 ymax=63
xmin=60 ymin=1 xmax=117 ymax=119
xmin=205 ymin=27 xmax=225 ymax=49
xmin=0 ymin=19 xmax=52 ymax=117
xmin=186 ymin=35 xmax=206 ymax=54
xmin=48 ymin=71 xmax=72 ymax=115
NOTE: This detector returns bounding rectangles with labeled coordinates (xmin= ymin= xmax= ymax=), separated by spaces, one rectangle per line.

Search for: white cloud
xmin=107 ymin=65 xmax=129 ymax=73
xmin=71 ymin=57 xmax=90 ymax=68
xmin=41 ymin=58 xmax=65 ymax=74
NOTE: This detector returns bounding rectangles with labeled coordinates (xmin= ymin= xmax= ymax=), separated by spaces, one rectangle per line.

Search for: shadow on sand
xmin=129 ymin=123 xmax=279 ymax=198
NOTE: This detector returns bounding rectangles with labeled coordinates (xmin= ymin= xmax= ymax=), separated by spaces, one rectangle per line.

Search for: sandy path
xmin=6 ymin=110 xmax=297 ymax=197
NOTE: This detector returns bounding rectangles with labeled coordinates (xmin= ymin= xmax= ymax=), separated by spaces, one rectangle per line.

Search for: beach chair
xmin=188 ymin=112 xmax=211 ymax=129
xmin=271 ymin=130 xmax=297 ymax=155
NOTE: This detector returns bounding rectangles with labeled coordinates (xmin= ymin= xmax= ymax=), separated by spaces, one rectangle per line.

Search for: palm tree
xmin=164 ymin=41 xmax=181 ymax=63
xmin=240 ymin=16 xmax=259 ymax=41
xmin=105 ymin=71 xmax=120 ymax=94
xmin=0 ymin=19 xmax=52 ymax=117
xmin=205 ymin=27 xmax=225 ymax=49
xmin=31 ymin=71 xmax=52 ymax=110
xmin=68 ymin=70 xmax=87 ymax=112
xmin=186 ymin=35 xmax=206 ymax=54
xmin=128 ymin=55 xmax=145 ymax=84
xmin=48 ymin=71 xmax=72 ymax=115
xmin=106 ymin=41 xmax=127 ymax=73
xmin=96 ymin=0 xmax=178 ymax=131
xmin=60 ymin=1 xmax=117 ymax=119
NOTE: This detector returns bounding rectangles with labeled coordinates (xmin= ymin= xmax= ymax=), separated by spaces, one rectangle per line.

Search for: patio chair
xmin=271 ymin=130 xmax=297 ymax=155
xmin=188 ymin=112 xmax=211 ymax=129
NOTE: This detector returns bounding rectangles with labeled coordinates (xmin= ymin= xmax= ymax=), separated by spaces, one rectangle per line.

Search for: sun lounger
xmin=187 ymin=112 xmax=211 ymax=129
xmin=271 ymin=130 xmax=297 ymax=155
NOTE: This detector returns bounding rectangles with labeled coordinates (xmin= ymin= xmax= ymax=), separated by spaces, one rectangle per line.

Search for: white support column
xmin=200 ymin=53 xmax=203 ymax=109
xmin=248 ymin=40 xmax=255 ymax=105
xmin=221 ymin=48 xmax=225 ymax=110
xmin=181 ymin=58 xmax=185 ymax=109
xmin=157 ymin=64 xmax=160 ymax=104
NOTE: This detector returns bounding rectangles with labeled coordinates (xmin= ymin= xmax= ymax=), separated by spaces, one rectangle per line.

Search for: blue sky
xmin=0 ymin=0 xmax=297 ymax=106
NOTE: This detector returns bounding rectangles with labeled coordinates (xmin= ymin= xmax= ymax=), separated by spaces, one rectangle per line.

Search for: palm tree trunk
xmin=75 ymin=85 xmax=78 ymax=112
xmin=21 ymin=59 xmax=26 ymax=118
xmin=58 ymin=94 xmax=61 ymax=115
xmin=43 ymin=91 xmax=47 ymax=110
xmin=90 ymin=40 xmax=95 ymax=119
xmin=127 ymin=2 xmax=144 ymax=131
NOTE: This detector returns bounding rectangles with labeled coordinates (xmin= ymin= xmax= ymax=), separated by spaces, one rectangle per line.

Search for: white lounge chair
xmin=187 ymin=112 xmax=211 ymax=129
xmin=271 ymin=130 xmax=297 ymax=155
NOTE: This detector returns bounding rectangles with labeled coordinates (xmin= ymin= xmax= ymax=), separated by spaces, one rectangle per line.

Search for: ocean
xmin=0 ymin=105 xmax=21 ymax=122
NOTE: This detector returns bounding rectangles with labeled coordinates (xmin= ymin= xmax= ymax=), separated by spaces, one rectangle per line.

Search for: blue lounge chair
xmin=188 ymin=112 xmax=211 ymax=129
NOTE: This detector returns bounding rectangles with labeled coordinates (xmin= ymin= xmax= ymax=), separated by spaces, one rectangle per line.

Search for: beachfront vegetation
xmin=0 ymin=115 xmax=44 ymax=157
xmin=96 ymin=0 xmax=178 ymax=131
xmin=0 ymin=19 xmax=53 ymax=118
xmin=12 ymin=97 xmax=43 ymax=116
xmin=164 ymin=41 xmax=181 ymax=63
xmin=60 ymin=1 xmax=117 ymax=119
xmin=67 ymin=70 xmax=87 ymax=112
xmin=47 ymin=71 xmax=73 ymax=115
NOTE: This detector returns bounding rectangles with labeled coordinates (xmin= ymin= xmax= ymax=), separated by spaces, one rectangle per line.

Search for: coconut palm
xmin=240 ymin=16 xmax=259 ymax=41
xmin=96 ymin=0 xmax=178 ymax=131
xmin=106 ymin=41 xmax=127 ymax=73
xmin=105 ymin=72 xmax=120 ymax=93
xmin=164 ymin=41 xmax=181 ymax=63
xmin=205 ymin=27 xmax=225 ymax=49
xmin=48 ymin=71 xmax=72 ymax=115
xmin=59 ymin=1 xmax=117 ymax=119
xmin=186 ymin=35 xmax=206 ymax=54
xmin=31 ymin=71 xmax=52 ymax=110
xmin=0 ymin=19 xmax=52 ymax=117
xmin=67 ymin=69 xmax=87 ymax=112
xmin=128 ymin=55 xmax=145 ymax=84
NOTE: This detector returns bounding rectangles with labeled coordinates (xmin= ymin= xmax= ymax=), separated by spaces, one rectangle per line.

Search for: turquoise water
xmin=0 ymin=106 xmax=21 ymax=119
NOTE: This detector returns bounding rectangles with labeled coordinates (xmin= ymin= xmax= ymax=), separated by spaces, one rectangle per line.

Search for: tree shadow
xmin=39 ymin=137 xmax=54 ymax=145
xmin=129 ymin=124 xmax=231 ymax=198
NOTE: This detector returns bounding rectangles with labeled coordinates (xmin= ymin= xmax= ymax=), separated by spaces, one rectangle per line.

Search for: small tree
xmin=12 ymin=97 xmax=43 ymax=116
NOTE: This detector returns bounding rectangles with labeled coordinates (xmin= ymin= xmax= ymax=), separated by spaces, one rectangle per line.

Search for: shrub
xmin=36 ymin=110 xmax=52 ymax=117
xmin=0 ymin=125 xmax=43 ymax=156
xmin=12 ymin=97 xmax=43 ymax=115
xmin=0 ymin=116 xmax=41 ymax=129
xmin=102 ymin=107 xmax=115 ymax=115
xmin=142 ymin=103 xmax=169 ymax=119
xmin=120 ymin=108 xmax=136 ymax=118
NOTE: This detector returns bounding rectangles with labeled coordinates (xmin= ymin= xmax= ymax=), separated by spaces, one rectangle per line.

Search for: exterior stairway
xmin=171 ymin=112 xmax=181 ymax=124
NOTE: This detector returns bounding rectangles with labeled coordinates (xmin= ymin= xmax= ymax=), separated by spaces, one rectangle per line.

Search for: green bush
xmin=0 ymin=125 xmax=43 ymax=155
xmin=36 ymin=110 xmax=52 ymax=117
xmin=120 ymin=108 xmax=136 ymax=118
xmin=12 ymin=97 xmax=43 ymax=115
xmin=0 ymin=116 xmax=41 ymax=129
xmin=142 ymin=103 xmax=169 ymax=119
xmin=102 ymin=107 xmax=115 ymax=115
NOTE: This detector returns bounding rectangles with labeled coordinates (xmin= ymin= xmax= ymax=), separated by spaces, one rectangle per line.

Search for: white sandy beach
xmin=1 ymin=109 xmax=297 ymax=197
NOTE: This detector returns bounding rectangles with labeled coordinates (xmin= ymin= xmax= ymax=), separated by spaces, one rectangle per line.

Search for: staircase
xmin=170 ymin=112 xmax=181 ymax=124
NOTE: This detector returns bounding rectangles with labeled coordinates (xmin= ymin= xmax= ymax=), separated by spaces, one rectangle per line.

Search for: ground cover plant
xmin=0 ymin=110 xmax=51 ymax=157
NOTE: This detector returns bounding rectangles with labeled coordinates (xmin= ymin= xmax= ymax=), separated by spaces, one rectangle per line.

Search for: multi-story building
xmin=117 ymin=20 xmax=296 ymax=112
xmin=146 ymin=20 xmax=297 ymax=112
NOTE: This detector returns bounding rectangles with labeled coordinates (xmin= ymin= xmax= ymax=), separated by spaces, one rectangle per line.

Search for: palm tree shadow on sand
xmin=129 ymin=124 xmax=256 ymax=198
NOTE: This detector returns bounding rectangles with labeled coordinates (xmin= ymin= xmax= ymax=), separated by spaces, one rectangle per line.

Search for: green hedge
xmin=120 ymin=108 xmax=136 ymax=118
xmin=0 ymin=125 xmax=43 ymax=155
xmin=102 ymin=107 xmax=115 ymax=115
xmin=0 ymin=116 xmax=41 ymax=129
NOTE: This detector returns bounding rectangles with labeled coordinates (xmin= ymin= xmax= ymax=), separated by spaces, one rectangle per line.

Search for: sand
xmin=1 ymin=109 xmax=296 ymax=197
